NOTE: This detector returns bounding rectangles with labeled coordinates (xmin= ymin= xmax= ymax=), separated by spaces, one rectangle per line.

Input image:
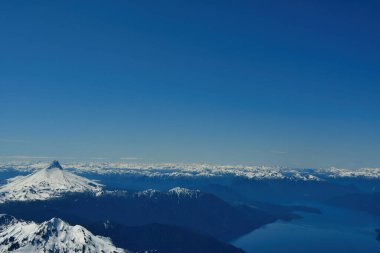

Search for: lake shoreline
xmin=232 ymin=204 xmax=380 ymax=253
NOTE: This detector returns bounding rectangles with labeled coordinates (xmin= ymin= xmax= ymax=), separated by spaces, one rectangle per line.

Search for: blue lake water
xmin=232 ymin=205 xmax=380 ymax=253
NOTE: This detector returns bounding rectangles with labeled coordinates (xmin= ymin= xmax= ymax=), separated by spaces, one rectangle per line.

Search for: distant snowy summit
xmin=0 ymin=214 xmax=126 ymax=253
xmin=168 ymin=187 xmax=201 ymax=198
xmin=0 ymin=160 xmax=103 ymax=203
xmin=135 ymin=187 xmax=201 ymax=199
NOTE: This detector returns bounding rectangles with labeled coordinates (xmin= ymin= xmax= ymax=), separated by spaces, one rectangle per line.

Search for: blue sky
xmin=1 ymin=1 xmax=379 ymax=168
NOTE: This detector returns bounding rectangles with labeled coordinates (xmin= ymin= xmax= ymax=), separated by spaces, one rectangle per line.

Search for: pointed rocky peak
xmin=47 ymin=160 xmax=63 ymax=170
xmin=40 ymin=217 xmax=66 ymax=231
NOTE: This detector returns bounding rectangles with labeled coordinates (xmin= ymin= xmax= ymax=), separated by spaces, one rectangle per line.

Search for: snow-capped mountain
xmin=0 ymin=214 xmax=126 ymax=253
xmin=0 ymin=161 xmax=103 ymax=203
xmin=168 ymin=187 xmax=201 ymax=197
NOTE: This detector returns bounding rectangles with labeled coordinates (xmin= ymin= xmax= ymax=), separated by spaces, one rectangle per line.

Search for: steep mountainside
xmin=87 ymin=221 xmax=245 ymax=253
xmin=0 ymin=187 xmax=277 ymax=241
xmin=0 ymin=214 xmax=126 ymax=253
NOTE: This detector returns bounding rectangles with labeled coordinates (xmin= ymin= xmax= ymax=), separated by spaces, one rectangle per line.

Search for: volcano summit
xmin=0 ymin=161 xmax=103 ymax=203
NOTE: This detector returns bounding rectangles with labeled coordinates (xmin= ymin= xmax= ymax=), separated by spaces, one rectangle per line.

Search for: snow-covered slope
xmin=0 ymin=214 xmax=126 ymax=253
xmin=0 ymin=161 xmax=103 ymax=203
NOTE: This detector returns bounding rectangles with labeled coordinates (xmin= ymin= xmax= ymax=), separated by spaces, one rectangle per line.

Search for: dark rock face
xmin=47 ymin=160 xmax=63 ymax=170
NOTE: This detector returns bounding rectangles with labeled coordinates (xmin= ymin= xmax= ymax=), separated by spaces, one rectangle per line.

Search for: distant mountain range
xmin=1 ymin=161 xmax=380 ymax=181
xmin=2 ymin=160 xmax=378 ymax=204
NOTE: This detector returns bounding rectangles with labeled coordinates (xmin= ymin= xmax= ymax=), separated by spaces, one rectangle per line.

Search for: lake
xmin=232 ymin=204 xmax=380 ymax=253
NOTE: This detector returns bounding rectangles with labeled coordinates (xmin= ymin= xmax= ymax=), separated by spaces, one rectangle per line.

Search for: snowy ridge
xmin=0 ymin=161 xmax=103 ymax=203
xmin=1 ymin=161 xmax=380 ymax=181
xmin=133 ymin=187 xmax=201 ymax=199
xmin=0 ymin=215 xmax=126 ymax=253
xmin=168 ymin=187 xmax=201 ymax=198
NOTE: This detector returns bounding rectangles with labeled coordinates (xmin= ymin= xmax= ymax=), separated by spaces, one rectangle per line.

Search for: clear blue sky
xmin=1 ymin=0 xmax=379 ymax=168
